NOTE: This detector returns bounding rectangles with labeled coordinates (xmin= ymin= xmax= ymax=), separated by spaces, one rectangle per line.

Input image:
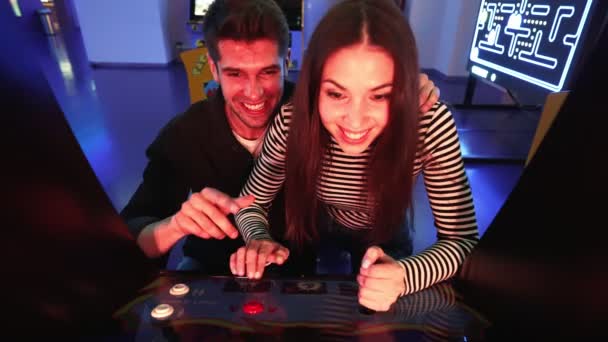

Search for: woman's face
xmin=318 ymin=43 xmax=394 ymax=155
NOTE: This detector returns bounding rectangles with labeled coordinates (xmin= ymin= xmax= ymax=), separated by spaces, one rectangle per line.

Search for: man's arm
xmin=120 ymin=133 xmax=191 ymax=260
xmin=121 ymin=125 xmax=256 ymax=260
xmin=135 ymin=217 xmax=184 ymax=258
xmin=131 ymin=188 xmax=255 ymax=258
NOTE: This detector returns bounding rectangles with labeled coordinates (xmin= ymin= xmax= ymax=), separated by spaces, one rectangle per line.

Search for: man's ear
xmin=207 ymin=52 xmax=220 ymax=82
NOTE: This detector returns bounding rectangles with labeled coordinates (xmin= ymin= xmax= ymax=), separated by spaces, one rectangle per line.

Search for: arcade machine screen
xmin=468 ymin=0 xmax=595 ymax=94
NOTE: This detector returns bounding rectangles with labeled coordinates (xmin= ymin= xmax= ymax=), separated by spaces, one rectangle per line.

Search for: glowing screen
xmin=469 ymin=0 xmax=593 ymax=91
xmin=194 ymin=0 xmax=213 ymax=17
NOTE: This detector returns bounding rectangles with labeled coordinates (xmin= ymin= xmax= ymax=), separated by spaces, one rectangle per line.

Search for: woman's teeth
xmin=343 ymin=129 xmax=369 ymax=140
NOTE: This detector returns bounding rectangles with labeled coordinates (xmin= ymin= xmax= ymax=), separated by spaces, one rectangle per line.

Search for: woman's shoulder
xmin=270 ymin=102 xmax=295 ymax=132
xmin=280 ymin=102 xmax=295 ymax=116
xmin=277 ymin=102 xmax=296 ymax=125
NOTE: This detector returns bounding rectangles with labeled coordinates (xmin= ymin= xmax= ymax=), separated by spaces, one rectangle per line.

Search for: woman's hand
xmin=357 ymin=246 xmax=406 ymax=312
xmin=229 ymin=240 xmax=290 ymax=279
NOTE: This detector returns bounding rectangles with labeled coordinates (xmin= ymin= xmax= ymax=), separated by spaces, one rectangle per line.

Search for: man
xmin=120 ymin=0 xmax=439 ymax=274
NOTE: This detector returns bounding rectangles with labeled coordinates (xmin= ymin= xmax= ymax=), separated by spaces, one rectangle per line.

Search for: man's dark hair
xmin=202 ymin=0 xmax=290 ymax=62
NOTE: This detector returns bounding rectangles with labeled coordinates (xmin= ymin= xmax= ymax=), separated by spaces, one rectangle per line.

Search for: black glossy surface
xmin=114 ymin=273 xmax=489 ymax=341
xmin=4 ymin=4 xmax=158 ymax=337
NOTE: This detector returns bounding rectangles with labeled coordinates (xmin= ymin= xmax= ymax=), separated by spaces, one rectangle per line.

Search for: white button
xmin=151 ymin=304 xmax=174 ymax=320
xmin=169 ymin=283 xmax=190 ymax=296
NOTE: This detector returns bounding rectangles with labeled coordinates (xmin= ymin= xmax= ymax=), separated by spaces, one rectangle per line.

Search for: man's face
xmin=209 ymin=39 xmax=286 ymax=139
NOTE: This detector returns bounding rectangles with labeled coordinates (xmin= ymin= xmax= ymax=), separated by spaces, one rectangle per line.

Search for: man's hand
xmin=169 ymin=187 xmax=254 ymax=240
xmin=357 ymin=246 xmax=406 ymax=312
xmin=419 ymin=73 xmax=440 ymax=113
xmin=230 ymin=240 xmax=290 ymax=279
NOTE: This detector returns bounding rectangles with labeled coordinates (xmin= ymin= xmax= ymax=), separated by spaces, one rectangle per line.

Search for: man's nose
xmin=244 ymin=77 xmax=263 ymax=99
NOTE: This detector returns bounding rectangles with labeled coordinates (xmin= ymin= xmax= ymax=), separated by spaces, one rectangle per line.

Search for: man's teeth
xmin=344 ymin=130 xmax=369 ymax=140
xmin=244 ymin=102 xmax=264 ymax=111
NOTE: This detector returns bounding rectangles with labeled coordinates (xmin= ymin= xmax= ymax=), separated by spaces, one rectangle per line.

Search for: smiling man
xmin=120 ymin=0 xmax=440 ymax=274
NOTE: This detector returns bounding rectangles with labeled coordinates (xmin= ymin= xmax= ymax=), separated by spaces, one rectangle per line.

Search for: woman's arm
xmin=235 ymin=104 xmax=294 ymax=242
xmin=398 ymin=102 xmax=479 ymax=295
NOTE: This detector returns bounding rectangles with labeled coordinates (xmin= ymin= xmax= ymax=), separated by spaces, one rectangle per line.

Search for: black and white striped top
xmin=236 ymin=102 xmax=479 ymax=295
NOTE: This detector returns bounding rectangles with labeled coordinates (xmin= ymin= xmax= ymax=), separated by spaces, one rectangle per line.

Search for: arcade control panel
xmin=114 ymin=274 xmax=487 ymax=340
xmin=129 ymin=276 xmax=383 ymax=326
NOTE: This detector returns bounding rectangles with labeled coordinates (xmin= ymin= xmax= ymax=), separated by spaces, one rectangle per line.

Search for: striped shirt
xmin=236 ymin=102 xmax=479 ymax=295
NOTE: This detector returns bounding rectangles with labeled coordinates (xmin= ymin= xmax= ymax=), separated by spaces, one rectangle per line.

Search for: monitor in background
xmin=275 ymin=0 xmax=302 ymax=31
xmin=467 ymin=0 xmax=605 ymax=104
xmin=190 ymin=0 xmax=213 ymax=22
xmin=189 ymin=0 xmax=302 ymax=30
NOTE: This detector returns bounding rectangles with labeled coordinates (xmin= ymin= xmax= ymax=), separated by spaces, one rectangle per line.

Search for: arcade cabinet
xmin=456 ymin=7 xmax=608 ymax=339
xmin=3 ymin=3 xmax=158 ymax=337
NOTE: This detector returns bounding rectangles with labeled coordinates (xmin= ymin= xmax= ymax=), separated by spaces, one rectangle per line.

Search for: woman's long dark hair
xmin=285 ymin=0 xmax=420 ymax=249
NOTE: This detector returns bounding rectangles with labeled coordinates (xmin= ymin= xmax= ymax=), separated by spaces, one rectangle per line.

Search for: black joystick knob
xmin=358 ymin=305 xmax=375 ymax=315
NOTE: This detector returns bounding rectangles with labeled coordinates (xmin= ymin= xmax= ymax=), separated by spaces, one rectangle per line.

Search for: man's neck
xmin=225 ymin=104 xmax=266 ymax=140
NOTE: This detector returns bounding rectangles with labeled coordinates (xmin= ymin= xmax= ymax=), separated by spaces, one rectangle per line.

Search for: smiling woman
xmin=318 ymin=44 xmax=394 ymax=155
xmin=234 ymin=0 xmax=479 ymax=312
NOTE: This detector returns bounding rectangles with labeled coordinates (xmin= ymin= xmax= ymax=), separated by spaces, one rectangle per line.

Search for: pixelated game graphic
xmin=469 ymin=0 xmax=593 ymax=91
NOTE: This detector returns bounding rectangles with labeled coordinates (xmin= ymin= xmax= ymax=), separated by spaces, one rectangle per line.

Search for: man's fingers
xmin=182 ymin=203 xmax=226 ymax=239
xmin=191 ymin=194 xmax=239 ymax=239
xmin=419 ymin=82 xmax=435 ymax=109
xmin=418 ymin=72 xmax=439 ymax=112
xmin=424 ymin=86 xmax=440 ymax=111
xmin=433 ymin=86 xmax=440 ymax=99
xmin=361 ymin=246 xmax=385 ymax=269
xmin=175 ymin=213 xmax=214 ymax=238
xmin=234 ymin=194 xmax=255 ymax=209
xmin=201 ymin=187 xmax=241 ymax=215
xmin=197 ymin=230 xmax=211 ymax=239
xmin=418 ymin=73 xmax=429 ymax=88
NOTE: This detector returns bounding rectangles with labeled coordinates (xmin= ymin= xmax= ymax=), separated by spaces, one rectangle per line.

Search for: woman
xmin=232 ymin=0 xmax=479 ymax=311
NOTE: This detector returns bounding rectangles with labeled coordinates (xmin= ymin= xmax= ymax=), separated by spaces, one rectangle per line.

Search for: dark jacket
xmin=120 ymin=82 xmax=294 ymax=266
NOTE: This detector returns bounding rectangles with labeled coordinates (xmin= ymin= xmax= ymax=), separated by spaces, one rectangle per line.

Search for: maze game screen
xmin=468 ymin=0 xmax=594 ymax=92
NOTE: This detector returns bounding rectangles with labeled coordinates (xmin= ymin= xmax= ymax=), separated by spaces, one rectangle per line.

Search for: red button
xmin=242 ymin=301 xmax=264 ymax=315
